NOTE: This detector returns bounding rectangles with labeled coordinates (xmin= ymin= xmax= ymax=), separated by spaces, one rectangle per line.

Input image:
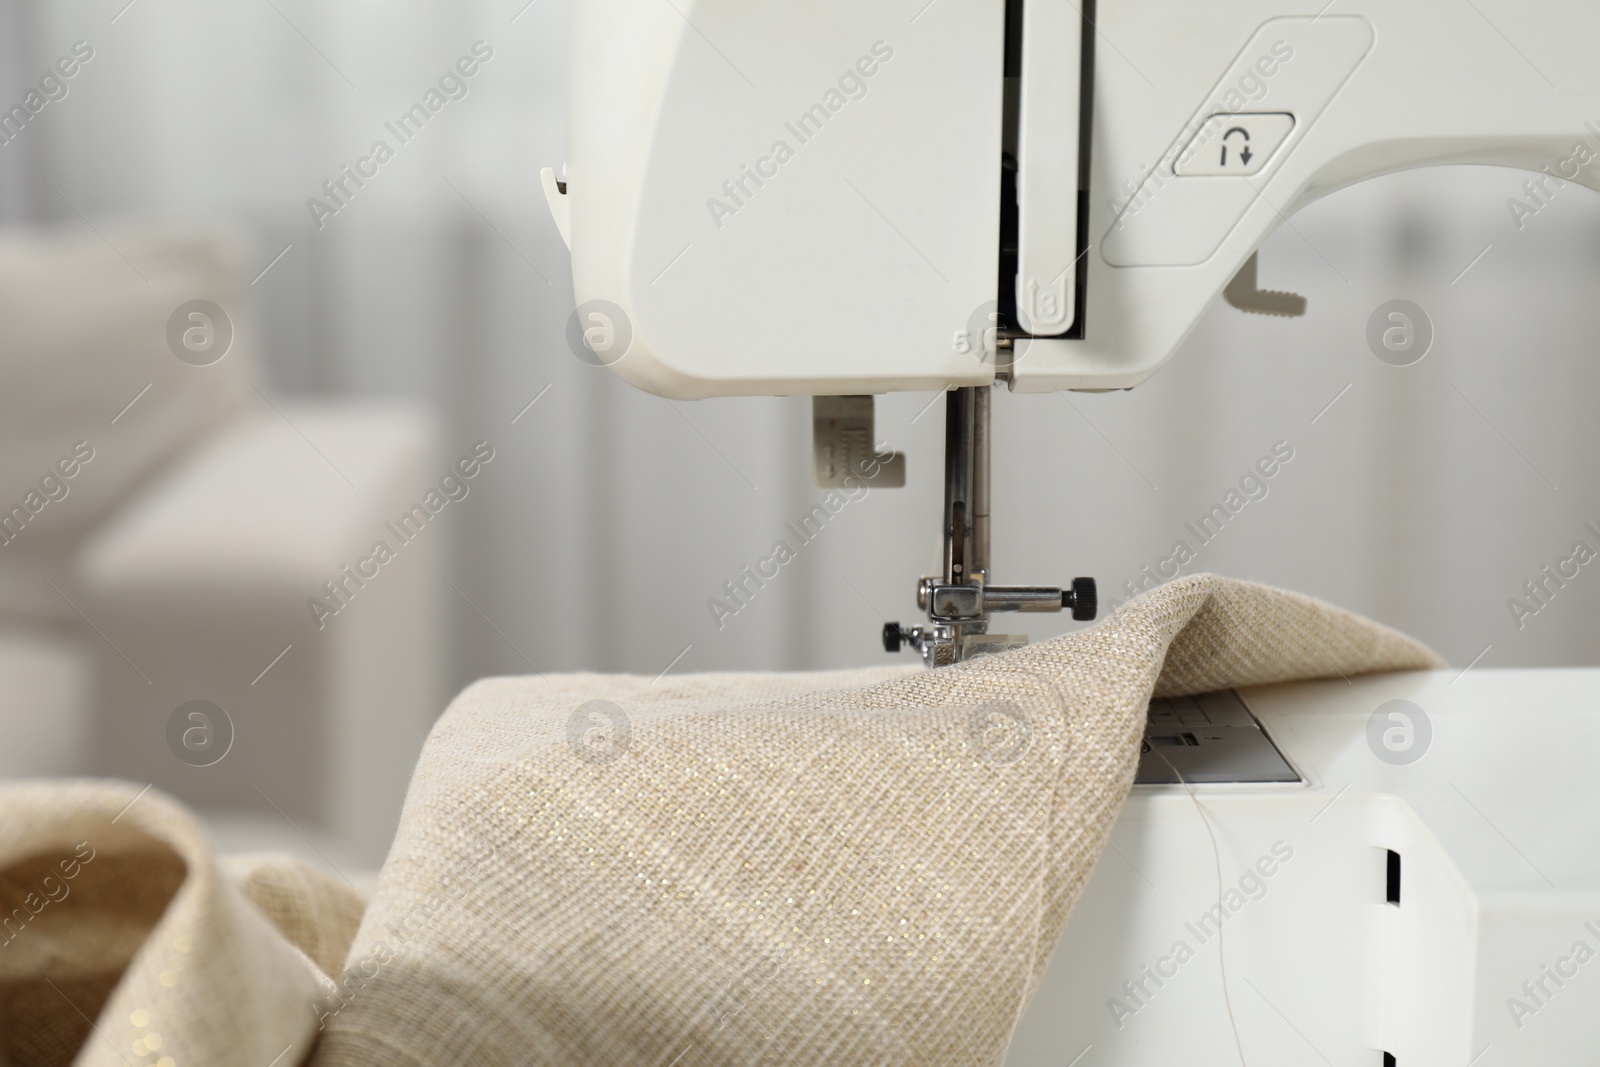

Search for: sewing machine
xmin=544 ymin=0 xmax=1600 ymax=1059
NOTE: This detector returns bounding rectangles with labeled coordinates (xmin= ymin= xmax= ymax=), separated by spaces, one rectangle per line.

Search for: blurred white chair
xmin=0 ymin=223 xmax=443 ymax=865
xmin=0 ymin=630 xmax=89 ymax=778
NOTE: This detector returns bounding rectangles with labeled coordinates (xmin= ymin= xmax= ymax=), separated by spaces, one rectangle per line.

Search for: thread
xmin=1152 ymin=744 xmax=1247 ymax=1066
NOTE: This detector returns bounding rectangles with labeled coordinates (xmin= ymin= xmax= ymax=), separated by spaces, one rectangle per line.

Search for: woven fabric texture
xmin=0 ymin=781 xmax=363 ymax=1067
xmin=0 ymin=576 xmax=1440 ymax=1065
xmin=310 ymin=574 xmax=1442 ymax=1066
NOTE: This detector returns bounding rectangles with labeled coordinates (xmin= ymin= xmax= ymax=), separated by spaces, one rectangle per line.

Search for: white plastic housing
xmin=563 ymin=0 xmax=1001 ymax=397
xmin=558 ymin=1 xmax=1600 ymax=397
xmin=1006 ymin=669 xmax=1600 ymax=1064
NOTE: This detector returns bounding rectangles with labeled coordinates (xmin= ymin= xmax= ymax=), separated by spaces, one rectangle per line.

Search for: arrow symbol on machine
xmin=1220 ymin=126 xmax=1252 ymax=167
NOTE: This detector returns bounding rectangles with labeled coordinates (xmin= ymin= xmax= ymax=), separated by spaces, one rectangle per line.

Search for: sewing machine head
xmin=543 ymin=0 xmax=1600 ymax=664
xmin=542 ymin=3 xmax=1600 ymax=1057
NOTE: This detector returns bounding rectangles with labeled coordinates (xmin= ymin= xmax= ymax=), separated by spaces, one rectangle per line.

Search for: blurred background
xmin=3 ymin=0 xmax=1598 ymax=867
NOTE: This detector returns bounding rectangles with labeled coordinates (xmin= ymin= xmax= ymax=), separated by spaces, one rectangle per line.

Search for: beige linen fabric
xmin=0 ymin=576 xmax=1441 ymax=1065
xmin=313 ymin=574 xmax=1443 ymax=1066
xmin=0 ymin=781 xmax=363 ymax=1067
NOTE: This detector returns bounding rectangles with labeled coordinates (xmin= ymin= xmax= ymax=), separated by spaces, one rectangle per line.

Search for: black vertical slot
xmin=994 ymin=0 xmax=1096 ymax=343
xmin=1382 ymin=851 xmax=1400 ymax=1064
xmin=1066 ymin=0 xmax=1095 ymax=340
xmin=995 ymin=0 xmax=1024 ymax=334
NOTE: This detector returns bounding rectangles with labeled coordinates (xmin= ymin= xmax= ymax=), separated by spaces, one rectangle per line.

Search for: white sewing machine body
xmin=551 ymin=3 xmax=1600 ymax=1057
xmin=549 ymin=0 xmax=1600 ymax=397
xmin=1007 ymin=670 xmax=1600 ymax=1065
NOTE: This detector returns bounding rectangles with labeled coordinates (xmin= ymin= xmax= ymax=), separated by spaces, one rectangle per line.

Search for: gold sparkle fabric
xmin=0 ymin=576 xmax=1439 ymax=1065
xmin=310 ymin=574 xmax=1442 ymax=1065
xmin=0 ymin=782 xmax=364 ymax=1067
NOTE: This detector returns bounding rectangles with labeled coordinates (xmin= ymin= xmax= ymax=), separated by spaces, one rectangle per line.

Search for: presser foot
xmin=882 ymin=386 xmax=1098 ymax=667
xmin=885 ymin=575 xmax=1097 ymax=667
xmin=882 ymin=620 xmax=1026 ymax=668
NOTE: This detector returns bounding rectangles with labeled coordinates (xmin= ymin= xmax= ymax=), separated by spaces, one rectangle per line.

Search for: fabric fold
xmin=311 ymin=574 xmax=1443 ymax=1066
xmin=0 ymin=576 xmax=1442 ymax=1065
xmin=0 ymin=782 xmax=364 ymax=1067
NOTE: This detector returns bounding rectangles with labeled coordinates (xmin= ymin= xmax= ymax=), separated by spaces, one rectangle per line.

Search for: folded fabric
xmin=0 ymin=781 xmax=364 ymax=1067
xmin=311 ymin=574 xmax=1443 ymax=1066
xmin=0 ymin=576 xmax=1442 ymax=1065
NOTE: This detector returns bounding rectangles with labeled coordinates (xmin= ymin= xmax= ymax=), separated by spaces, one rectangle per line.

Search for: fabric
xmin=0 ymin=781 xmax=363 ymax=1067
xmin=0 ymin=575 xmax=1441 ymax=1065
xmin=311 ymin=574 xmax=1442 ymax=1065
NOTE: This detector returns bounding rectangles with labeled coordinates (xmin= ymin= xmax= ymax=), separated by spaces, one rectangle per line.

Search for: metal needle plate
xmin=1135 ymin=689 xmax=1299 ymax=784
